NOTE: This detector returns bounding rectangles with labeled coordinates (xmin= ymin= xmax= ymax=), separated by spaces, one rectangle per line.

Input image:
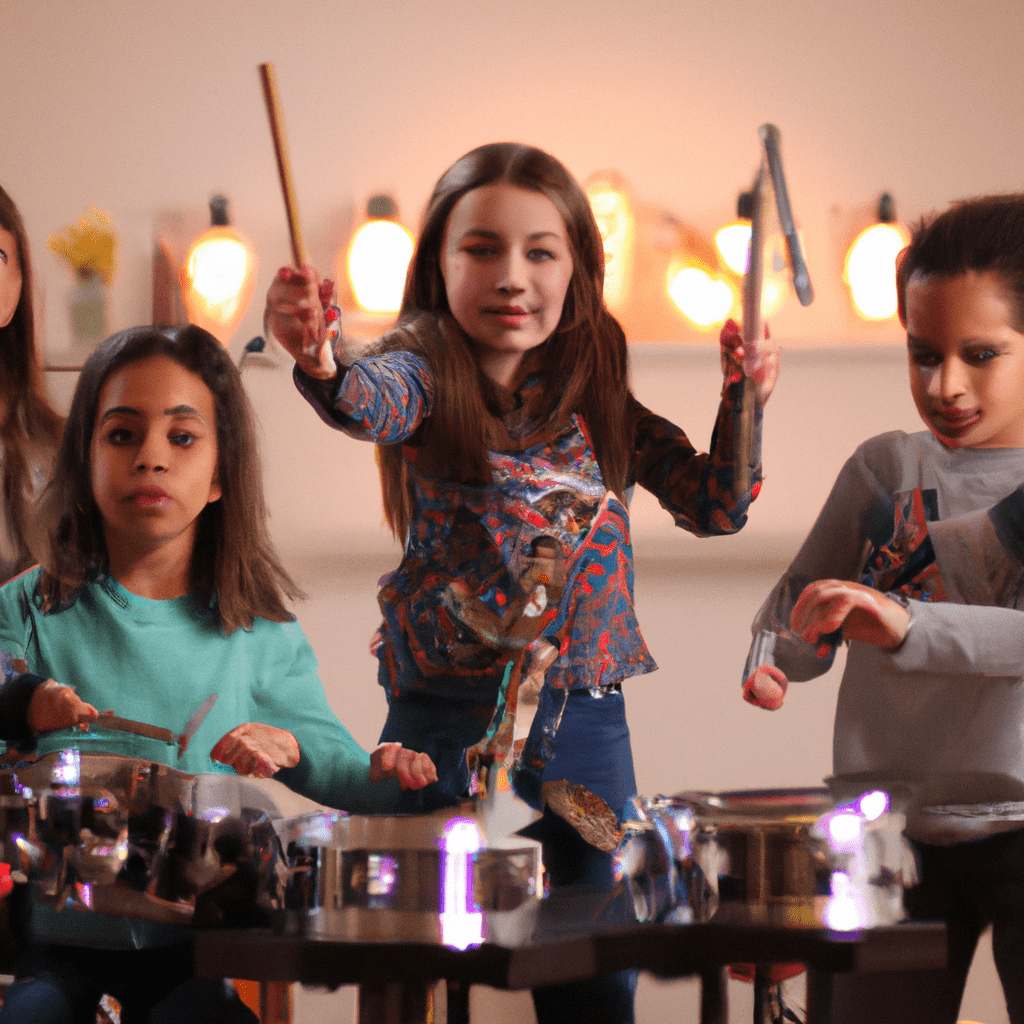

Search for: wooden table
xmin=194 ymin=891 xmax=946 ymax=1024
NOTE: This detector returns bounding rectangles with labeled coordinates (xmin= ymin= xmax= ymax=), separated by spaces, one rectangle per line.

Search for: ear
xmin=207 ymin=468 xmax=223 ymax=505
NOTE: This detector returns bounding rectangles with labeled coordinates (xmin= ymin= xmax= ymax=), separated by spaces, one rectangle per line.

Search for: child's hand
xmin=264 ymin=265 xmax=338 ymax=379
xmin=791 ymin=579 xmax=910 ymax=650
xmin=370 ymin=742 xmax=438 ymax=790
xmin=28 ymin=680 xmax=98 ymax=734
xmin=720 ymin=318 xmax=780 ymax=406
xmin=742 ymin=664 xmax=789 ymax=710
xmin=209 ymin=722 xmax=300 ymax=778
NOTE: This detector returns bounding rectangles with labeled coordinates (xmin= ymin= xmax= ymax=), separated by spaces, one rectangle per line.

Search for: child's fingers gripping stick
xmin=742 ymin=665 xmax=789 ymax=710
xmin=744 ymin=323 xmax=780 ymax=406
xmin=720 ymin=319 xmax=780 ymax=406
xmin=264 ymin=265 xmax=338 ymax=379
xmin=28 ymin=680 xmax=99 ymax=734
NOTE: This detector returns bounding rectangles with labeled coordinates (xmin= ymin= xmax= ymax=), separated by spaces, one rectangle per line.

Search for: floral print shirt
xmin=295 ymin=348 xmax=761 ymax=737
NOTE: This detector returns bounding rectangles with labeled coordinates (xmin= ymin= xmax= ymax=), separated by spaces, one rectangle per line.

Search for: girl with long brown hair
xmin=267 ymin=141 xmax=778 ymax=1024
xmin=0 ymin=324 xmax=435 ymax=1024
xmin=0 ymin=185 xmax=64 ymax=582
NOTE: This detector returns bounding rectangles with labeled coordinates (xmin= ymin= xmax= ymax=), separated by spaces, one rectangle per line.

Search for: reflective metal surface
xmin=279 ymin=805 xmax=542 ymax=946
xmin=615 ymin=787 xmax=917 ymax=930
xmin=34 ymin=723 xmax=178 ymax=765
xmin=0 ymin=750 xmax=284 ymax=926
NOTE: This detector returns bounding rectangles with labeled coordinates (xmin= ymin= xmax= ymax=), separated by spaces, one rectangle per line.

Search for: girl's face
xmin=906 ymin=271 xmax=1024 ymax=449
xmin=440 ymin=182 xmax=573 ymax=387
xmin=90 ymin=355 xmax=222 ymax=565
xmin=0 ymin=225 xmax=23 ymax=330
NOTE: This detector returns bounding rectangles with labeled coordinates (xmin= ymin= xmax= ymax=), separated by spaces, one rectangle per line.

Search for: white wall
xmin=17 ymin=1 xmax=1024 ymax=1019
xmin=6 ymin=0 xmax=1024 ymax=359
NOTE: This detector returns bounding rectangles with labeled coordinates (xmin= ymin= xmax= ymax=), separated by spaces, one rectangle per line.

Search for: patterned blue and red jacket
xmin=295 ymin=344 xmax=761 ymax=750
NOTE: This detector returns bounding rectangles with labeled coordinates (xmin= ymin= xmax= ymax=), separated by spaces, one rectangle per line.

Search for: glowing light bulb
xmin=715 ymin=221 xmax=752 ymax=276
xmin=586 ymin=175 xmax=634 ymax=309
xmin=440 ymin=817 xmax=484 ymax=950
xmin=845 ymin=222 xmax=908 ymax=320
xmin=179 ymin=196 xmax=257 ymax=346
xmin=667 ymin=265 xmax=736 ymax=328
xmin=857 ymin=790 xmax=889 ymax=822
xmin=823 ymin=870 xmax=867 ymax=931
xmin=845 ymin=194 xmax=910 ymax=321
xmin=347 ymin=214 xmax=414 ymax=314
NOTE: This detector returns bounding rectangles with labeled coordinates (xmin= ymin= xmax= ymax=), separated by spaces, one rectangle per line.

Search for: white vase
xmin=68 ymin=274 xmax=107 ymax=347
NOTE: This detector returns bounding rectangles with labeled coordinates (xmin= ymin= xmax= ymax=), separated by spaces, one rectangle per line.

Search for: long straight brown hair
xmin=37 ymin=325 xmax=302 ymax=633
xmin=375 ymin=143 xmax=634 ymax=539
xmin=0 ymin=185 xmax=65 ymax=571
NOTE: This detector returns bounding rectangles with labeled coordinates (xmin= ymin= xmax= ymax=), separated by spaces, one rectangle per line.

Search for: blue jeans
xmin=516 ymin=687 xmax=638 ymax=1024
xmin=0 ymin=943 xmax=257 ymax=1024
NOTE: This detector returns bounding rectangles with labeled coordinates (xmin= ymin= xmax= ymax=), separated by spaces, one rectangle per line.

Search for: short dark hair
xmin=38 ymin=325 xmax=300 ymax=631
xmin=897 ymin=194 xmax=1024 ymax=329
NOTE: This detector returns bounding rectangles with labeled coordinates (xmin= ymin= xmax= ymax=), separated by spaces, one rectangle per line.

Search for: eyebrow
xmin=457 ymin=228 xmax=563 ymax=243
xmin=98 ymin=404 xmax=204 ymax=423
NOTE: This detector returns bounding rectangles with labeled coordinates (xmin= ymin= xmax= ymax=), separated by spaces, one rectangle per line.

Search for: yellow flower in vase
xmin=48 ymin=206 xmax=118 ymax=284
xmin=48 ymin=207 xmax=118 ymax=345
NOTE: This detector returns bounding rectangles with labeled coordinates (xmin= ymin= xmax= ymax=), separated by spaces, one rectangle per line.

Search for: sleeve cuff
xmin=0 ymin=672 xmax=48 ymax=744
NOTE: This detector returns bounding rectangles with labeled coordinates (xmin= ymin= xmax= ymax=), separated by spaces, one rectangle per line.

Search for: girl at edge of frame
xmin=743 ymin=193 xmax=1024 ymax=1024
xmin=0 ymin=324 xmax=435 ymax=1024
xmin=0 ymin=185 xmax=65 ymax=584
xmin=265 ymin=141 xmax=779 ymax=1024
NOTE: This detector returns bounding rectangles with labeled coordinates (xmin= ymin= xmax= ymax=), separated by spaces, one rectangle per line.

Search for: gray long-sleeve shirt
xmin=747 ymin=429 xmax=1024 ymax=843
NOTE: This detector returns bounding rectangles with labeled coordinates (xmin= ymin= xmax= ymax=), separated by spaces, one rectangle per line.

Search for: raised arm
xmin=264 ymin=265 xmax=338 ymax=379
xmin=631 ymin=321 xmax=780 ymax=538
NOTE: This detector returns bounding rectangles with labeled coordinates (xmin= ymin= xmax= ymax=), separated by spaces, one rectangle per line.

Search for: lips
xmin=486 ymin=304 xmax=532 ymax=327
xmin=128 ymin=486 xmax=171 ymax=507
xmin=936 ymin=407 xmax=980 ymax=427
xmin=931 ymin=407 xmax=981 ymax=440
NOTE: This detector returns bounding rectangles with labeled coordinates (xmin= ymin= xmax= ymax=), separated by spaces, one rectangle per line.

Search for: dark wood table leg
xmin=752 ymin=968 xmax=772 ymax=1024
xmin=699 ymin=966 xmax=728 ymax=1024
xmin=446 ymin=979 xmax=470 ymax=1024
xmin=357 ymin=982 xmax=431 ymax=1024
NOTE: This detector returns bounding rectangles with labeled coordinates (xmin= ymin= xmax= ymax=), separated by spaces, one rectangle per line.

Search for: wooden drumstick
xmin=259 ymin=62 xmax=310 ymax=269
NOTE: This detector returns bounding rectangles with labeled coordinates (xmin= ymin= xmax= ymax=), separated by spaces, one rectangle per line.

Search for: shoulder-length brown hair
xmin=0 ymin=185 xmax=64 ymax=571
xmin=37 ymin=325 xmax=301 ymax=632
xmin=376 ymin=142 xmax=633 ymax=539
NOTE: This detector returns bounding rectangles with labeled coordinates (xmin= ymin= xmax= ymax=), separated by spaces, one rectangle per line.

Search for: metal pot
xmin=616 ymin=787 xmax=916 ymax=929
xmin=278 ymin=805 xmax=542 ymax=945
xmin=0 ymin=751 xmax=284 ymax=926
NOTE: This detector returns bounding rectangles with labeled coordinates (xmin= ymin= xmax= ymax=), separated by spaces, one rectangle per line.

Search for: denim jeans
xmin=0 ymin=943 xmax=257 ymax=1024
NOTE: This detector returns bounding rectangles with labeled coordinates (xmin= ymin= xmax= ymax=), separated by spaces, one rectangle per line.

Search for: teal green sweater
xmin=0 ymin=567 xmax=401 ymax=813
xmin=0 ymin=568 xmax=407 ymax=948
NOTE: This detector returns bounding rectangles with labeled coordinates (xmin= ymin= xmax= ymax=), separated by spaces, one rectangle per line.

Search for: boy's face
xmin=906 ymin=271 xmax=1024 ymax=449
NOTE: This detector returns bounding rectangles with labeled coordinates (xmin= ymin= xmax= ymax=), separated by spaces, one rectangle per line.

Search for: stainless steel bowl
xmin=616 ymin=787 xmax=916 ymax=929
xmin=278 ymin=805 xmax=542 ymax=944
xmin=0 ymin=751 xmax=284 ymax=926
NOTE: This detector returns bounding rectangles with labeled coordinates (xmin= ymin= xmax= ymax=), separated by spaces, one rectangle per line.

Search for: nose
xmin=933 ymin=357 xmax=968 ymax=403
xmin=496 ymin=252 xmax=527 ymax=295
xmin=134 ymin=431 xmax=168 ymax=472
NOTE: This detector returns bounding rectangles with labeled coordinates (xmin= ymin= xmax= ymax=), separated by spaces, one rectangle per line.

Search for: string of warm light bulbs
xmin=171 ymin=183 xmax=908 ymax=350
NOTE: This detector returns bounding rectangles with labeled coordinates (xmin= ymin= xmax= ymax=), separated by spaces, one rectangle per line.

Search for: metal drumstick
xmin=734 ymin=123 xmax=813 ymax=498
